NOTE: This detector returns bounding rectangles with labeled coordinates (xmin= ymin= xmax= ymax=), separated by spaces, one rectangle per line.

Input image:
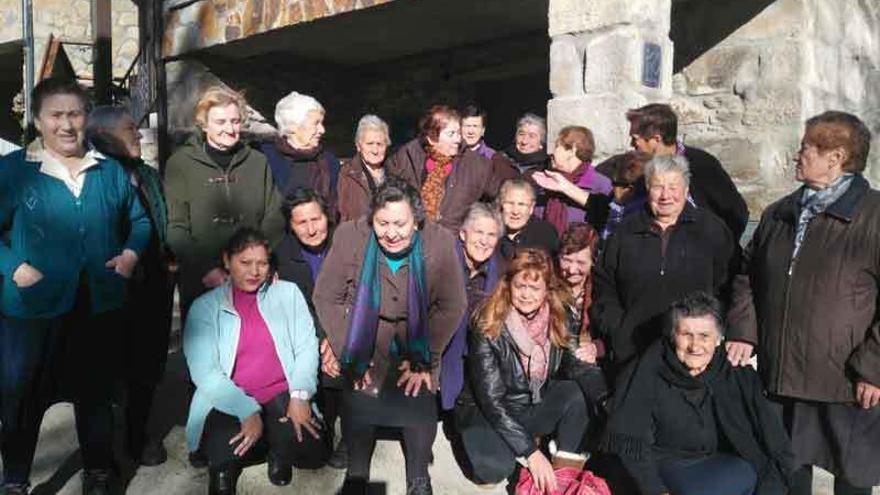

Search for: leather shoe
xmin=137 ymin=441 xmax=168 ymax=467
xmin=339 ymin=478 xmax=368 ymax=495
xmin=406 ymin=477 xmax=432 ymax=495
xmin=267 ymin=452 xmax=292 ymax=486
xmin=188 ymin=449 xmax=208 ymax=469
xmin=81 ymin=469 xmax=112 ymax=495
xmin=208 ymin=465 xmax=240 ymax=495
xmin=327 ymin=441 xmax=348 ymax=469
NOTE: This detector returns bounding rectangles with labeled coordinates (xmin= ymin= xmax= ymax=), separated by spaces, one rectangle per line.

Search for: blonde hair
xmin=194 ymin=86 xmax=247 ymax=129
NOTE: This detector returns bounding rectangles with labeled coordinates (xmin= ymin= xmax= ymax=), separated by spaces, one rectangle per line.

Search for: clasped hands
xmin=320 ymin=339 xmax=432 ymax=396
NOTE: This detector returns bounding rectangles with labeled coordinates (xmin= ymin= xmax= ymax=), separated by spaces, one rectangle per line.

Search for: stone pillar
xmin=547 ymin=0 xmax=673 ymax=158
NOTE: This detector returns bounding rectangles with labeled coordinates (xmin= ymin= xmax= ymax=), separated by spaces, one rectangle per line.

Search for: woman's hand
xmin=725 ymin=341 xmax=754 ymax=367
xmin=202 ymin=267 xmax=228 ymax=288
xmin=532 ymin=170 xmax=589 ymax=205
xmin=575 ymin=341 xmax=598 ymax=364
xmin=320 ymin=339 xmax=341 ymax=377
xmin=526 ymin=450 xmax=557 ymax=494
xmin=281 ymin=398 xmax=321 ymax=442
xmin=856 ymin=380 xmax=880 ymax=409
xmin=353 ymin=366 xmax=373 ymax=391
xmin=105 ymin=249 xmax=139 ymax=279
xmin=12 ymin=263 xmax=43 ymax=288
xmin=229 ymin=412 xmax=263 ymax=457
xmin=396 ymin=360 xmax=433 ymax=397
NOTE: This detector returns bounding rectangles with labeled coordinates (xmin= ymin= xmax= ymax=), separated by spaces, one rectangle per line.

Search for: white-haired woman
xmin=261 ymin=91 xmax=340 ymax=216
xmin=492 ymin=113 xmax=550 ymax=175
xmin=338 ymin=114 xmax=391 ymax=222
xmin=591 ymin=155 xmax=736 ymax=372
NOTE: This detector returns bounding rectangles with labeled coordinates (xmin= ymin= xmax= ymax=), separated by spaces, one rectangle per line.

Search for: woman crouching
xmin=457 ymin=248 xmax=594 ymax=492
xmin=184 ymin=228 xmax=328 ymax=495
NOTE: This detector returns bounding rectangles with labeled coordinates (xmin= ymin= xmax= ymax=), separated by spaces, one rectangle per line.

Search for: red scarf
xmin=420 ymin=145 xmax=454 ymax=222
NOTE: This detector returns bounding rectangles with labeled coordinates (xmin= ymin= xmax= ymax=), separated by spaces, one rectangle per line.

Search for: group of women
xmin=0 ymin=77 xmax=876 ymax=495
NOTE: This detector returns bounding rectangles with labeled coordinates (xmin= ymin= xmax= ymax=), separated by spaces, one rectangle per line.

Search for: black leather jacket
xmin=462 ymin=317 xmax=597 ymax=458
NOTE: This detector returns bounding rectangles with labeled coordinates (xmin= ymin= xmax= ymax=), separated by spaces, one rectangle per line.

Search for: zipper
xmin=777 ymin=224 xmax=811 ymax=391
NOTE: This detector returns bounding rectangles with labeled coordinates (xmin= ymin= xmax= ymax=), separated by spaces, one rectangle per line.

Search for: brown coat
xmin=386 ymin=139 xmax=519 ymax=231
xmin=337 ymin=155 xmax=378 ymax=223
xmin=313 ymin=218 xmax=467 ymax=394
xmin=728 ymin=175 xmax=880 ymax=402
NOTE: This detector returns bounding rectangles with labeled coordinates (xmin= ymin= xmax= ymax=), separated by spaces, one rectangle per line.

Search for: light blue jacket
xmin=183 ymin=280 xmax=319 ymax=451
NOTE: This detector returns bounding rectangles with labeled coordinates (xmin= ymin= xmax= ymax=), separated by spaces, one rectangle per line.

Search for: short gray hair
xmin=355 ymin=114 xmax=391 ymax=146
xmin=274 ymin=91 xmax=324 ymax=130
xmin=461 ymin=202 xmax=504 ymax=239
xmin=498 ymin=178 xmax=536 ymax=204
xmin=667 ymin=291 xmax=725 ymax=339
xmin=516 ymin=113 xmax=547 ymax=144
xmin=644 ymin=154 xmax=691 ymax=188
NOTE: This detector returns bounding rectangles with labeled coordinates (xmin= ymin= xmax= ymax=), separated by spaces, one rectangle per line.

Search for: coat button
xmin=391 ymin=296 xmax=399 ymax=302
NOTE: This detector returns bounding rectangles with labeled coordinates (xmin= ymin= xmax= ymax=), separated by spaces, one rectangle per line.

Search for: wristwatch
xmin=289 ymin=390 xmax=311 ymax=401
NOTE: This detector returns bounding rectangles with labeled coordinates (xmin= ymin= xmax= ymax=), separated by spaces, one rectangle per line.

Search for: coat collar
xmin=218 ymin=280 xmax=271 ymax=315
xmin=632 ymin=201 xmax=698 ymax=234
xmin=773 ymin=174 xmax=870 ymax=224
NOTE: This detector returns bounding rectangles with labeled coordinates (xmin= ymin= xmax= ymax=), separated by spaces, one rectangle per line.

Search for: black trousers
xmin=123 ymin=266 xmax=174 ymax=457
xmin=0 ymin=291 xmax=121 ymax=484
xmin=201 ymin=392 xmax=330 ymax=469
xmin=343 ymin=419 xmax=438 ymax=484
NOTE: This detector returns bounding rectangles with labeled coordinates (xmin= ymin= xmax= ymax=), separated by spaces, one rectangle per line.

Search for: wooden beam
xmin=91 ymin=0 xmax=112 ymax=104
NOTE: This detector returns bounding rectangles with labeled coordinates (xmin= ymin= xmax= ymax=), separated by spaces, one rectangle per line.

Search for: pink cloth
xmin=230 ymin=287 xmax=289 ymax=404
xmin=505 ymin=302 xmax=551 ymax=385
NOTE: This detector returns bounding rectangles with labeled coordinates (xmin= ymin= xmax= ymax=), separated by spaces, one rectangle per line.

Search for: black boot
xmin=189 ymin=449 xmax=208 ymax=469
xmin=266 ymin=452 xmax=292 ymax=486
xmin=81 ymin=469 xmax=112 ymax=495
xmin=2 ymin=483 xmax=29 ymax=495
xmin=338 ymin=477 xmax=368 ymax=495
xmin=327 ymin=441 xmax=349 ymax=469
xmin=208 ymin=465 xmax=240 ymax=495
xmin=405 ymin=477 xmax=432 ymax=495
xmin=138 ymin=441 xmax=168 ymax=467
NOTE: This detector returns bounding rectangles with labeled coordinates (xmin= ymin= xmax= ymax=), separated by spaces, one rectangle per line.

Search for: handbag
xmin=515 ymin=466 xmax=612 ymax=495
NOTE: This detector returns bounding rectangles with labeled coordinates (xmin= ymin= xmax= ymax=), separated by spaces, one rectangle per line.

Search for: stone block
xmin=682 ymin=45 xmax=759 ymax=96
xmin=549 ymin=34 xmax=584 ymax=97
xmin=801 ymin=40 xmax=839 ymax=94
xmin=757 ymin=41 xmax=802 ymax=84
xmin=741 ymin=85 xmax=803 ymax=127
xmin=548 ymin=0 xmax=670 ymax=37
xmin=548 ymin=93 xmax=649 ymax=158
xmin=583 ymin=26 xmax=642 ymax=94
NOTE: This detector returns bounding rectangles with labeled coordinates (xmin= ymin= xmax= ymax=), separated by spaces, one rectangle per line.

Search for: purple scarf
xmin=440 ymin=240 xmax=502 ymax=410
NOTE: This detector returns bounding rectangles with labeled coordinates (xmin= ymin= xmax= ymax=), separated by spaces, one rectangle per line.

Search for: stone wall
xmin=671 ymin=0 xmax=880 ymax=214
xmin=0 ymin=0 xmax=139 ymax=80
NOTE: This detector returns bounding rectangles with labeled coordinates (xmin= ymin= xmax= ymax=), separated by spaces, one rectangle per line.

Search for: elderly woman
xmin=727 ymin=111 xmax=880 ymax=495
xmin=492 ymin=113 xmax=550 ymax=175
xmin=530 ymin=125 xmax=613 ymax=236
xmin=590 ymin=155 xmax=735 ymax=370
xmin=338 ymin=114 xmax=391 ymax=222
xmin=261 ymin=91 xmax=340 ymax=215
xmin=274 ymin=188 xmax=349 ymax=468
xmin=86 ymin=105 xmax=173 ymax=467
xmin=165 ymin=86 xmax=285 ymax=320
xmin=559 ymin=223 xmax=604 ymax=363
xmin=314 ymin=179 xmax=467 ymax=494
xmin=440 ymin=202 xmax=506 ymax=412
xmin=0 ymin=78 xmax=150 ymax=494
xmin=387 ymin=105 xmax=512 ymax=231
xmin=455 ymin=249 xmax=593 ymax=490
xmin=602 ymin=292 xmax=793 ymax=495
xmin=497 ymin=178 xmax=560 ymax=259
xmin=601 ymin=151 xmax=651 ymax=241
xmin=184 ymin=228 xmax=327 ymax=495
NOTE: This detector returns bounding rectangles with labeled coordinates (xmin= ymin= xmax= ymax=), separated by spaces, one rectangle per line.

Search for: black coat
xmin=602 ymin=341 xmax=793 ymax=495
xmin=499 ymin=217 xmax=560 ymax=259
xmin=274 ymin=231 xmax=329 ymax=338
xmin=684 ymin=146 xmax=750 ymax=241
xmin=590 ymin=203 xmax=736 ymax=365
xmin=462 ymin=318 xmax=597 ymax=458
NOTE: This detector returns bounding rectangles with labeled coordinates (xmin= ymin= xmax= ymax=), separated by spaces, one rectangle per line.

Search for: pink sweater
xmin=231 ymin=287 xmax=289 ymax=404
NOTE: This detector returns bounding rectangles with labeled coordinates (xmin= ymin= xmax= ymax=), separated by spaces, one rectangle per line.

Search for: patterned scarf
xmin=505 ymin=302 xmax=551 ymax=402
xmin=341 ymin=231 xmax=430 ymax=380
xmin=543 ymin=162 xmax=588 ymax=236
xmin=793 ymin=174 xmax=854 ymax=261
xmin=420 ymin=145 xmax=454 ymax=222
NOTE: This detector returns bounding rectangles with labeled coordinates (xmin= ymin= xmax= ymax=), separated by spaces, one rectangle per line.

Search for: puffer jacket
xmin=728 ymin=174 xmax=880 ymax=402
xmin=463 ymin=317 xmax=599 ymax=458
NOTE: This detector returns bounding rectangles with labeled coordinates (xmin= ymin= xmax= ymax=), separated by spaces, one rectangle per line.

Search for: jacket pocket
xmin=17 ymin=275 xmax=67 ymax=314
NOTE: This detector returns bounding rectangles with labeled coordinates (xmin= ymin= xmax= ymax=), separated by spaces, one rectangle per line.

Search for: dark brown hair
xmin=625 ymin=103 xmax=677 ymax=145
xmin=611 ymin=151 xmax=652 ymax=186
